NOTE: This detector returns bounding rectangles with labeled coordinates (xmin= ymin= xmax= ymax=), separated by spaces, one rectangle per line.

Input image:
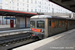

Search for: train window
xmin=30 ymin=21 xmax=35 ymax=28
xmin=55 ymin=21 xmax=58 ymax=28
xmin=62 ymin=21 xmax=65 ymax=27
xmin=51 ymin=22 xmax=55 ymax=28
xmin=73 ymin=21 xmax=74 ymax=25
xmin=51 ymin=20 xmax=58 ymax=28
xmin=59 ymin=21 xmax=62 ymax=27
xmin=49 ymin=21 xmax=51 ymax=26
xmin=70 ymin=21 xmax=75 ymax=26
xmin=74 ymin=21 xmax=75 ymax=25
xmin=37 ymin=21 xmax=44 ymax=28
xmin=70 ymin=21 xmax=72 ymax=25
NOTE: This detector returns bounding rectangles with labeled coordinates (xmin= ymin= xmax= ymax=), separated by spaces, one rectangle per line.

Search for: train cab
xmin=30 ymin=15 xmax=50 ymax=39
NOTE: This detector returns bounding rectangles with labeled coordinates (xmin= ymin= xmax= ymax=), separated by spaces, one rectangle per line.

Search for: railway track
xmin=0 ymin=33 xmax=35 ymax=50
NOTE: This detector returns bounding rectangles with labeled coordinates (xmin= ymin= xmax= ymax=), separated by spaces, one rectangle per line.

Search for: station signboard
xmin=4 ymin=17 xmax=16 ymax=19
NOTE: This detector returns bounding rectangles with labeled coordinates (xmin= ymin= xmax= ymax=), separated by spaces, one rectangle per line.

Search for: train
xmin=30 ymin=15 xmax=75 ymax=39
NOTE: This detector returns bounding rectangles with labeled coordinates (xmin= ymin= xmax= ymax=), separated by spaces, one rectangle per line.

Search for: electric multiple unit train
xmin=30 ymin=15 xmax=75 ymax=39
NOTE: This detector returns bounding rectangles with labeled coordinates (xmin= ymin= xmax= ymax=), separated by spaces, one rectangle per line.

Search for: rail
xmin=0 ymin=33 xmax=31 ymax=47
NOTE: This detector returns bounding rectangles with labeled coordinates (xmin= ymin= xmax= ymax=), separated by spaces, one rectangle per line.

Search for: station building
xmin=0 ymin=0 xmax=72 ymax=13
xmin=0 ymin=9 xmax=38 ymax=28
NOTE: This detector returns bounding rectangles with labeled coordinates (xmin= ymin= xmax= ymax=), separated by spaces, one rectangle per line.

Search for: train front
xmin=30 ymin=15 xmax=45 ymax=39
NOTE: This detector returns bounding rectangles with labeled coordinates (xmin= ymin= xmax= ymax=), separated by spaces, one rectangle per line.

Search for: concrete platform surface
xmin=0 ymin=28 xmax=30 ymax=37
xmin=12 ymin=29 xmax=75 ymax=50
xmin=0 ymin=25 xmax=16 ymax=28
xmin=0 ymin=27 xmax=30 ymax=31
xmin=0 ymin=24 xmax=30 ymax=31
xmin=0 ymin=28 xmax=30 ymax=33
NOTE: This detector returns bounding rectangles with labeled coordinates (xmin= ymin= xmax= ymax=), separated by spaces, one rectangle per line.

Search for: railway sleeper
xmin=0 ymin=36 xmax=31 ymax=47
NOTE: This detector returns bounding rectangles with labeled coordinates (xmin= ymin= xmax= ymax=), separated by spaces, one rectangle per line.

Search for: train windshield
xmin=30 ymin=21 xmax=35 ymax=28
xmin=37 ymin=21 xmax=44 ymax=28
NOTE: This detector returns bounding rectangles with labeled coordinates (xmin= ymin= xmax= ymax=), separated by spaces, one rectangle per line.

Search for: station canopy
xmin=49 ymin=0 xmax=75 ymax=12
xmin=0 ymin=9 xmax=38 ymax=17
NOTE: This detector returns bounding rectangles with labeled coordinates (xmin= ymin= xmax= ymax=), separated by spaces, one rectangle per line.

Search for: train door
xmin=48 ymin=19 xmax=52 ymax=36
xmin=66 ymin=20 xmax=68 ymax=30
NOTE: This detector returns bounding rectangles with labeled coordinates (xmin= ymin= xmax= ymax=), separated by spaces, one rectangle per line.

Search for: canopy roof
xmin=0 ymin=9 xmax=38 ymax=17
xmin=49 ymin=0 xmax=75 ymax=12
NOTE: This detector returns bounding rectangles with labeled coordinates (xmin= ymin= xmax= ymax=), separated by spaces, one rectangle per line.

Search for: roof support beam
xmin=70 ymin=5 xmax=75 ymax=8
xmin=61 ymin=0 xmax=74 ymax=2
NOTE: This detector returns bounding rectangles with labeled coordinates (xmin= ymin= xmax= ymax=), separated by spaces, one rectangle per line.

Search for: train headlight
xmin=42 ymin=30 xmax=44 ymax=33
xmin=42 ymin=30 xmax=43 ymax=32
xmin=39 ymin=29 xmax=44 ymax=33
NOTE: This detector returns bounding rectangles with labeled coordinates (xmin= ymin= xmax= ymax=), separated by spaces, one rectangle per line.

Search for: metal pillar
xmin=6 ymin=16 xmax=7 ymax=25
xmin=14 ymin=17 xmax=16 ymax=24
xmin=25 ymin=17 xmax=27 ymax=28
xmin=2 ymin=15 xmax=3 ymax=25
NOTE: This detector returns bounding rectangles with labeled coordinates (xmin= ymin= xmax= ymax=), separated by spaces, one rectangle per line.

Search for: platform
xmin=0 ymin=28 xmax=30 ymax=37
xmin=13 ymin=29 xmax=75 ymax=50
xmin=0 ymin=27 xmax=30 ymax=31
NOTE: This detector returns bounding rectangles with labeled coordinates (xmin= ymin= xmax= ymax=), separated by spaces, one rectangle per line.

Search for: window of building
xmin=40 ymin=10 xmax=41 ymax=12
xmin=20 ymin=8 xmax=22 ymax=10
xmin=49 ymin=7 xmax=50 ymax=10
xmin=39 ymin=2 xmax=41 ymax=4
xmin=12 ymin=0 xmax=14 ymax=2
xmin=5 ymin=2 xmax=8 ymax=5
xmin=27 ymin=0 xmax=29 ymax=3
xmin=5 ymin=7 xmax=8 ymax=9
xmin=23 ymin=3 xmax=24 ymax=6
xmin=23 ymin=8 xmax=24 ymax=10
xmin=31 ymin=9 xmax=33 ymax=12
xmin=17 ymin=3 xmax=19 ymax=6
xmin=0 ymin=6 xmax=2 ymax=9
xmin=27 ymin=4 xmax=29 ymax=7
xmin=31 ymin=0 xmax=33 ymax=3
xmin=35 ymin=1 xmax=37 ymax=4
xmin=17 ymin=0 xmax=19 ymax=1
xmin=17 ymin=8 xmax=19 ymax=10
xmin=27 ymin=9 xmax=28 ymax=11
xmin=49 ymin=4 xmax=50 ymax=6
xmin=45 ymin=3 xmax=46 ymax=4
xmin=12 ymin=2 xmax=14 ymax=4
xmin=35 ymin=9 xmax=37 ymax=12
xmin=12 ymin=7 xmax=14 ymax=9
xmin=0 ymin=0 xmax=2 ymax=4
xmin=46 ymin=7 xmax=48 ymax=9
xmin=39 ymin=5 xmax=41 ymax=8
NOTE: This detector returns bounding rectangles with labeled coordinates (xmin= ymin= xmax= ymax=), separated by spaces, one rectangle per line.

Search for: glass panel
xmin=0 ymin=0 xmax=2 ymax=4
xmin=37 ymin=21 xmax=44 ymax=28
xmin=62 ymin=21 xmax=65 ymax=27
xmin=55 ymin=21 xmax=58 ymax=28
xmin=30 ymin=21 xmax=35 ymax=28
xmin=49 ymin=21 xmax=51 ymax=26
xmin=59 ymin=21 xmax=62 ymax=27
